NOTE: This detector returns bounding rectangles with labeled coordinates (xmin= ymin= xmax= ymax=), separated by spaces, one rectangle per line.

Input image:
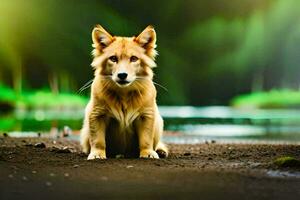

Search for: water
xmin=161 ymin=106 xmax=300 ymax=143
xmin=266 ymin=170 xmax=300 ymax=178
xmin=1 ymin=106 xmax=300 ymax=143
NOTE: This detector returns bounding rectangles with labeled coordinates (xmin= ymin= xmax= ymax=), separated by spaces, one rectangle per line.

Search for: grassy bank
xmin=232 ymin=90 xmax=300 ymax=109
xmin=0 ymin=84 xmax=88 ymax=111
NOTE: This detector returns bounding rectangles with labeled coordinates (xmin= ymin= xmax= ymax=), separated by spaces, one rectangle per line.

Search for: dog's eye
xmin=130 ymin=56 xmax=138 ymax=62
xmin=109 ymin=56 xmax=118 ymax=63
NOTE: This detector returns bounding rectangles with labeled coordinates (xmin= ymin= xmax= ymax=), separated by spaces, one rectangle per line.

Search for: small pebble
xmin=228 ymin=156 xmax=235 ymax=160
xmin=49 ymin=173 xmax=55 ymax=177
xmin=115 ymin=154 xmax=124 ymax=159
xmin=73 ymin=164 xmax=79 ymax=168
xmin=32 ymin=170 xmax=37 ymax=174
xmin=34 ymin=143 xmax=46 ymax=148
xmin=126 ymin=165 xmax=134 ymax=169
xmin=211 ymin=140 xmax=216 ymax=144
xmin=45 ymin=181 xmax=52 ymax=186
xmin=208 ymin=157 xmax=213 ymax=160
xmin=8 ymin=174 xmax=13 ymax=178
xmin=11 ymin=166 xmax=18 ymax=170
xmin=249 ymin=163 xmax=261 ymax=168
xmin=22 ymin=176 xmax=28 ymax=181
xmin=184 ymin=152 xmax=191 ymax=156
xmin=62 ymin=126 xmax=72 ymax=137
xmin=56 ymin=147 xmax=71 ymax=153
xmin=50 ymin=147 xmax=59 ymax=152
xmin=64 ymin=173 xmax=69 ymax=177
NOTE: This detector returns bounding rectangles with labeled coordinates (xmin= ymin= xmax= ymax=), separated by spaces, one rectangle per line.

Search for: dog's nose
xmin=117 ymin=73 xmax=128 ymax=80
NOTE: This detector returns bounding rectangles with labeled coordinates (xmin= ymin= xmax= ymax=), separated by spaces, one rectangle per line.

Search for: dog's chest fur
xmin=104 ymin=99 xmax=141 ymax=156
xmin=103 ymin=90 xmax=144 ymax=130
xmin=108 ymin=104 xmax=140 ymax=129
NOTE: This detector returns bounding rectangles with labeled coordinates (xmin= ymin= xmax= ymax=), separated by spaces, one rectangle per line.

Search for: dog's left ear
xmin=135 ymin=25 xmax=157 ymax=59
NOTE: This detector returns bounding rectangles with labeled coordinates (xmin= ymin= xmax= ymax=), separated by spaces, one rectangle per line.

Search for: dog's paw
xmin=156 ymin=149 xmax=168 ymax=158
xmin=87 ymin=150 xmax=106 ymax=160
xmin=140 ymin=149 xmax=159 ymax=159
xmin=156 ymin=142 xmax=168 ymax=158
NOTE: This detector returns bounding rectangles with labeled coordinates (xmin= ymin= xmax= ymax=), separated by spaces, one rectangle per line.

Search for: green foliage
xmin=0 ymin=117 xmax=15 ymax=131
xmin=0 ymin=84 xmax=16 ymax=103
xmin=17 ymin=90 xmax=88 ymax=110
xmin=1 ymin=0 xmax=300 ymax=105
xmin=274 ymin=156 xmax=300 ymax=168
xmin=0 ymin=85 xmax=88 ymax=110
xmin=232 ymin=90 xmax=300 ymax=108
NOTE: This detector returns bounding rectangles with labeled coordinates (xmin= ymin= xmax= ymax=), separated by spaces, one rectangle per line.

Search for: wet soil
xmin=0 ymin=137 xmax=300 ymax=200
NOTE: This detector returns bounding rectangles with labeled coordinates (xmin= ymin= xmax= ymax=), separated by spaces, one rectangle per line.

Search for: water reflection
xmin=1 ymin=106 xmax=300 ymax=143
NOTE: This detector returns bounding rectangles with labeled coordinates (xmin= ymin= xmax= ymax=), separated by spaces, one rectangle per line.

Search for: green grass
xmin=231 ymin=90 xmax=300 ymax=109
xmin=0 ymin=84 xmax=88 ymax=110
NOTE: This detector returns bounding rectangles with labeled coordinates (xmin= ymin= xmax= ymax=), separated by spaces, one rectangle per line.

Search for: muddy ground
xmin=0 ymin=136 xmax=300 ymax=200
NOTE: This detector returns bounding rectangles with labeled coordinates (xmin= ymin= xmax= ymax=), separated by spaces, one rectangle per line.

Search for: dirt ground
xmin=0 ymin=136 xmax=300 ymax=200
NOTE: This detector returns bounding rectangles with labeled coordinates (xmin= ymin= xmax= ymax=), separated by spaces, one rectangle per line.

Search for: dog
xmin=80 ymin=25 xmax=168 ymax=160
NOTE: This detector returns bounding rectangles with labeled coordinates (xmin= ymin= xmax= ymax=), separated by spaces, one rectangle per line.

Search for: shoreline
xmin=1 ymin=137 xmax=300 ymax=199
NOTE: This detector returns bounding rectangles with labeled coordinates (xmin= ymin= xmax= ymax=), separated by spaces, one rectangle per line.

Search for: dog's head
xmin=91 ymin=25 xmax=157 ymax=88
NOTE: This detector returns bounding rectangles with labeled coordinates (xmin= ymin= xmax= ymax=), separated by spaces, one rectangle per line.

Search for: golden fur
xmin=80 ymin=25 xmax=168 ymax=159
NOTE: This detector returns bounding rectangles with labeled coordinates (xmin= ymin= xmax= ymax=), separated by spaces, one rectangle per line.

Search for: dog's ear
xmin=135 ymin=25 xmax=157 ymax=59
xmin=92 ymin=25 xmax=114 ymax=51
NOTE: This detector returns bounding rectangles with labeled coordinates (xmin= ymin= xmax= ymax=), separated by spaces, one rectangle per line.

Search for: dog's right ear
xmin=92 ymin=25 xmax=114 ymax=51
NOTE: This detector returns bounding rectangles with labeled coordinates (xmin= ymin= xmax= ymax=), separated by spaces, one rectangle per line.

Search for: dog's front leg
xmin=87 ymin=111 xmax=107 ymax=160
xmin=136 ymin=115 xmax=159 ymax=159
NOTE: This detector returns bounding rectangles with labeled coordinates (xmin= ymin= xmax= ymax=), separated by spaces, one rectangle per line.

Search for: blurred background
xmin=1 ymin=0 xmax=300 ymax=143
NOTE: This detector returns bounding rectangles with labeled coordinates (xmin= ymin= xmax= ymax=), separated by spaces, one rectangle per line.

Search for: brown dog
xmin=80 ymin=25 xmax=168 ymax=160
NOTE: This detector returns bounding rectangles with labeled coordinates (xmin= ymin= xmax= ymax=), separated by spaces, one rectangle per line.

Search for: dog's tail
xmin=80 ymin=127 xmax=90 ymax=154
